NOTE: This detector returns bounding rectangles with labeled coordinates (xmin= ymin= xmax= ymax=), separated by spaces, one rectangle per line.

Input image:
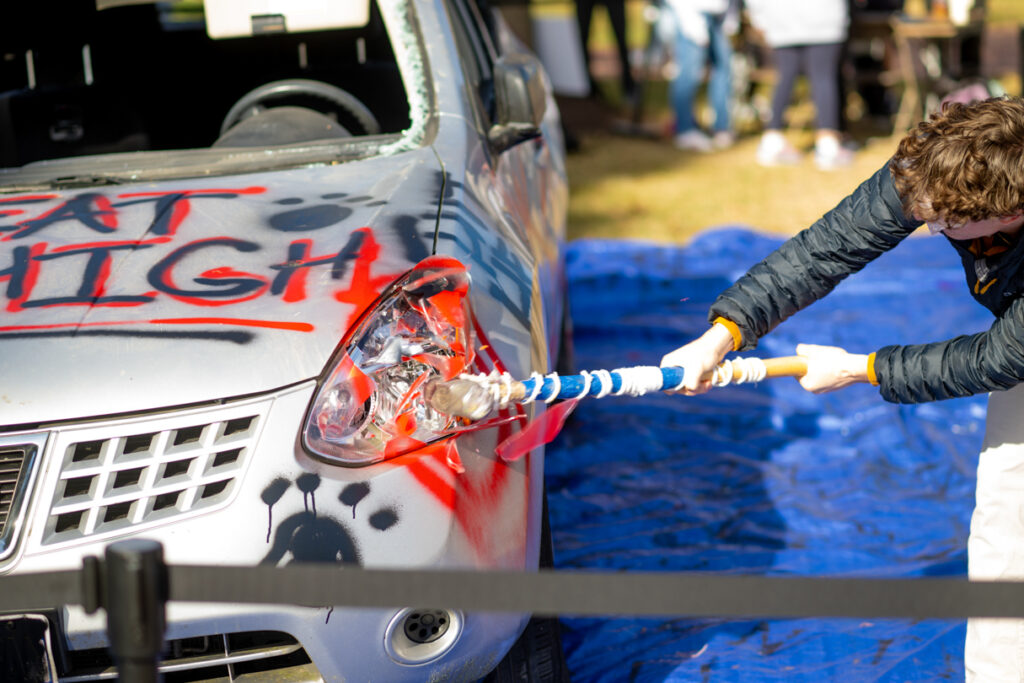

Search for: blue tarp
xmin=547 ymin=229 xmax=989 ymax=681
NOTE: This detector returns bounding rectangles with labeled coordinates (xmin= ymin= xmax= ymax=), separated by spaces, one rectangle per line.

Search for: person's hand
xmin=660 ymin=323 xmax=735 ymax=396
xmin=795 ymin=343 xmax=871 ymax=393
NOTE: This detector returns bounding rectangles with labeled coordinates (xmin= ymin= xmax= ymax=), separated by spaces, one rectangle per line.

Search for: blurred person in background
xmin=577 ymin=0 xmax=636 ymax=101
xmin=746 ymin=0 xmax=853 ymax=169
xmin=663 ymin=0 xmax=741 ymax=152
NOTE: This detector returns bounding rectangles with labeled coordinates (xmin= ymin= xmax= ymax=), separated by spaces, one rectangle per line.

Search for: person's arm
xmin=661 ymin=163 xmax=916 ymax=394
xmin=709 ymin=163 xmax=919 ymax=351
xmin=874 ymin=296 xmax=1024 ymax=403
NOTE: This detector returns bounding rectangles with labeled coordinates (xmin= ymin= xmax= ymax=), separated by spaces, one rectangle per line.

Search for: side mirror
xmin=487 ymin=53 xmax=548 ymax=152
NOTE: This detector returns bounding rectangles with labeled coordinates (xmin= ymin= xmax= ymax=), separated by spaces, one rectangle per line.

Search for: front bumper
xmin=2 ymin=381 xmax=541 ymax=681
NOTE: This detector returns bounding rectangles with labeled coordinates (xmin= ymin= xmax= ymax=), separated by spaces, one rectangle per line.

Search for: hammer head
xmin=422 ymin=377 xmax=499 ymax=421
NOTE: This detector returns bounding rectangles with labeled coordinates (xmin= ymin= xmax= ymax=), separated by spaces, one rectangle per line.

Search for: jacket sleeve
xmin=708 ymin=163 xmax=919 ymax=350
xmin=874 ymin=296 xmax=1024 ymax=403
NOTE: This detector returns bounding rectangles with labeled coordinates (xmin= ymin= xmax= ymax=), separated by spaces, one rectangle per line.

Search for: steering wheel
xmin=220 ymin=78 xmax=381 ymax=137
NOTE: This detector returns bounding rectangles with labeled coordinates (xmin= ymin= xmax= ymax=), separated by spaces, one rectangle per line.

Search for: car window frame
xmin=443 ymin=0 xmax=501 ymax=134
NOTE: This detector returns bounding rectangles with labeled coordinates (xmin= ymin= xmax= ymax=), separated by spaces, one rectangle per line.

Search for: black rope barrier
xmin=5 ymin=540 xmax=1024 ymax=682
xmin=167 ymin=564 xmax=1024 ymax=620
xmin=0 ymin=569 xmax=84 ymax=613
xmin=7 ymin=554 xmax=1024 ymax=620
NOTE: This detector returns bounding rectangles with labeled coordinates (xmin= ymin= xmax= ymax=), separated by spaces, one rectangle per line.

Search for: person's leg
xmin=669 ymin=26 xmax=706 ymax=135
xmin=576 ymin=0 xmax=598 ymax=96
xmin=757 ymin=45 xmax=801 ymax=165
xmin=605 ymin=0 xmax=635 ymax=96
xmin=966 ymin=383 xmax=1024 ymax=681
xmin=705 ymin=13 xmax=733 ymax=136
xmin=767 ymin=45 xmax=800 ymax=131
xmin=804 ymin=41 xmax=852 ymax=169
xmin=669 ymin=26 xmax=712 ymax=152
xmin=803 ymin=41 xmax=843 ymax=133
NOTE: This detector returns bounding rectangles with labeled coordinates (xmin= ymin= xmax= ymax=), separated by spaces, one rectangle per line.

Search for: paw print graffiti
xmin=340 ymin=482 xmax=398 ymax=530
xmin=268 ymin=193 xmax=386 ymax=232
xmin=267 ymin=191 xmax=433 ymax=264
xmin=259 ymin=475 xmax=400 ymax=567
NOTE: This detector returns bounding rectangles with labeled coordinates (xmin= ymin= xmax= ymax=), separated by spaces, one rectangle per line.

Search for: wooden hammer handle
xmin=763 ymin=355 xmax=808 ymax=378
xmin=724 ymin=355 xmax=808 ymax=382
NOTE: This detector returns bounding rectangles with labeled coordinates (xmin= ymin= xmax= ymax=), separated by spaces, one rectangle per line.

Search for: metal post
xmin=103 ymin=540 xmax=167 ymax=683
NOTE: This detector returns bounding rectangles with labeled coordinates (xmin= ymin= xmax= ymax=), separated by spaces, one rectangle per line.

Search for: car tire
xmin=482 ymin=493 xmax=572 ymax=682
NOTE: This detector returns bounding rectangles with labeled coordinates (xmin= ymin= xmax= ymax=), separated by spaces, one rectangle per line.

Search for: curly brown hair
xmin=890 ymin=96 xmax=1024 ymax=224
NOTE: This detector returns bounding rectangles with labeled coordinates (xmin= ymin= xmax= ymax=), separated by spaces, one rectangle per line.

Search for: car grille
xmin=61 ymin=630 xmax=320 ymax=682
xmin=0 ymin=441 xmax=41 ymax=561
xmin=42 ymin=410 xmax=262 ymax=547
xmin=0 ymin=448 xmax=30 ymax=537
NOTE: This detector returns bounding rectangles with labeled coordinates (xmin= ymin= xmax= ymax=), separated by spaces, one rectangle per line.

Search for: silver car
xmin=0 ymin=0 xmax=569 ymax=680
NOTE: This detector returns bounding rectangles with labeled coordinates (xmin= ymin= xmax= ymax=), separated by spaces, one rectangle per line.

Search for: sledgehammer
xmin=424 ymin=356 xmax=808 ymax=420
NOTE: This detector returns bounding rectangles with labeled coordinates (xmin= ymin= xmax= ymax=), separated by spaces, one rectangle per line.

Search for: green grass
xmin=563 ymin=70 xmax=913 ymax=243
xmin=566 ymin=128 xmax=899 ymax=243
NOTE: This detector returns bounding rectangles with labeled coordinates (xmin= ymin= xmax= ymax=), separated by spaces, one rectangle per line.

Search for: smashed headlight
xmin=303 ymin=256 xmax=475 ymax=466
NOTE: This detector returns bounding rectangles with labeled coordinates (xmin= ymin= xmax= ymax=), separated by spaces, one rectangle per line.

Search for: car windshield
xmin=0 ymin=0 xmax=431 ymax=192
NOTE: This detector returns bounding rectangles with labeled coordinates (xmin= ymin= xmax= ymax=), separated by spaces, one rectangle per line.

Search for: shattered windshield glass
xmin=0 ymin=0 xmax=431 ymax=191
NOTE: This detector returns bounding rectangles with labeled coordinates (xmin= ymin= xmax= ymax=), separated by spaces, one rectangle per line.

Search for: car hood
xmin=0 ymin=150 xmax=443 ymax=426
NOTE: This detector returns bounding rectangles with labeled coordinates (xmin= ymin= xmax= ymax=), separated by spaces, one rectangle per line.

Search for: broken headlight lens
xmin=303 ymin=256 xmax=475 ymax=465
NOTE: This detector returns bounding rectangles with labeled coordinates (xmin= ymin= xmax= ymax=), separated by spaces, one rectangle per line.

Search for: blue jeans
xmin=670 ymin=13 xmax=732 ymax=135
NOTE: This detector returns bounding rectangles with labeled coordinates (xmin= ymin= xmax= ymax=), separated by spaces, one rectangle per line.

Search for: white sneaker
xmin=756 ymin=132 xmax=801 ymax=166
xmin=815 ymin=138 xmax=855 ymax=170
xmin=674 ymin=130 xmax=713 ymax=153
xmin=712 ymin=131 xmax=736 ymax=149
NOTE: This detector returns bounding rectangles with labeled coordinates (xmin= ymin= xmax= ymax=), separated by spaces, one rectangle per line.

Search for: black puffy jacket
xmin=708 ymin=163 xmax=1024 ymax=404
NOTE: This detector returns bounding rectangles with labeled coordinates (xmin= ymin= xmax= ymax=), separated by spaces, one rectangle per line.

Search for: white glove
xmin=659 ymin=323 xmax=735 ymax=395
